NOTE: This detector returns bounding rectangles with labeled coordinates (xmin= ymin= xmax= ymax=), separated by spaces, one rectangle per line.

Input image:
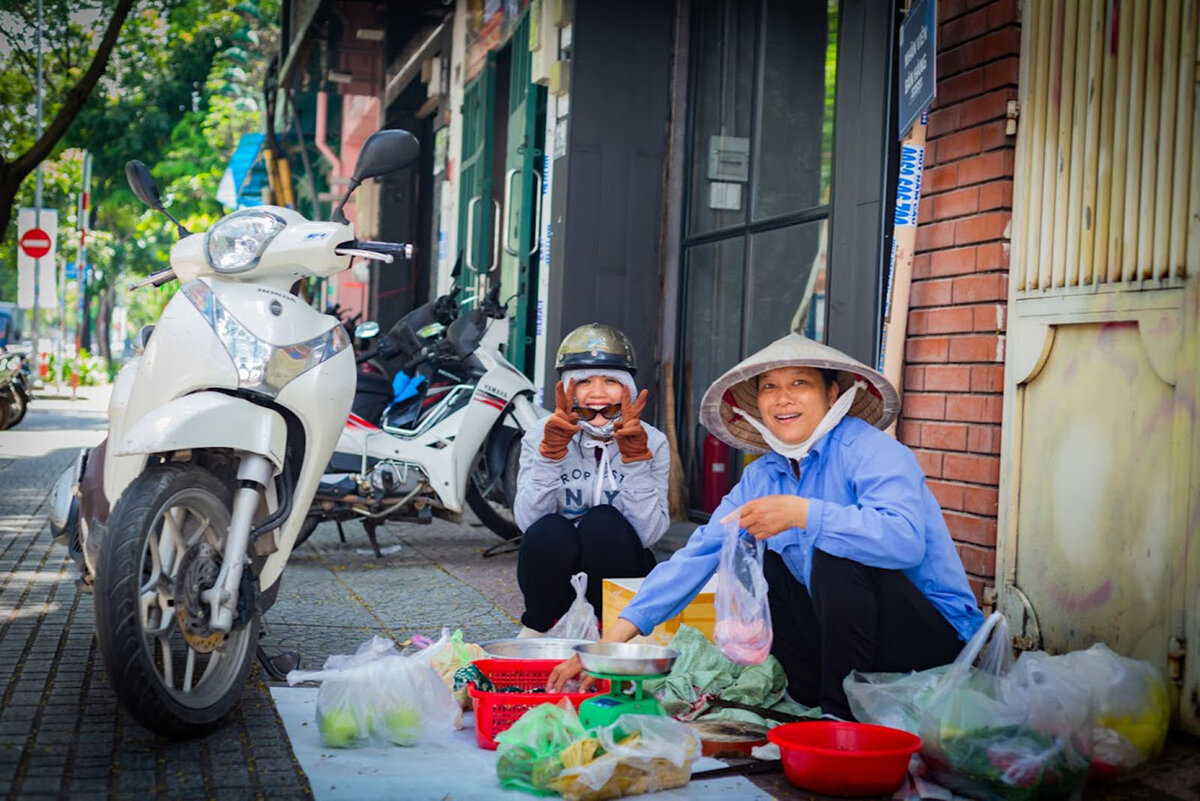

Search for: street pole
xmin=73 ymin=150 xmax=90 ymax=400
xmin=31 ymin=0 xmax=44 ymax=382
xmin=77 ymin=152 xmax=90 ymax=353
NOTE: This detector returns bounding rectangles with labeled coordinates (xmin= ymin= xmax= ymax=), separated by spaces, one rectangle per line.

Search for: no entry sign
xmin=16 ymin=208 xmax=58 ymax=309
xmin=19 ymin=228 xmax=52 ymax=259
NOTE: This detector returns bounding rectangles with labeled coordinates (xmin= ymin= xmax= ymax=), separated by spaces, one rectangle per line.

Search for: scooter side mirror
xmin=352 ymin=130 xmax=420 ymax=183
xmin=125 ymin=161 xmax=164 ymax=210
xmin=356 ymin=321 xmax=380 ymax=340
xmin=125 ymin=160 xmax=190 ymax=237
xmin=332 ymin=130 xmax=420 ymax=224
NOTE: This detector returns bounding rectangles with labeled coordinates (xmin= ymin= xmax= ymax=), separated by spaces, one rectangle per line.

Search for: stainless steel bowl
xmin=573 ymin=642 xmax=680 ymax=676
xmin=480 ymin=638 xmax=592 ymax=660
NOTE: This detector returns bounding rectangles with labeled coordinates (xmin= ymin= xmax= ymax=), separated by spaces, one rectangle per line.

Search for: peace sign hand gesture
xmin=613 ymin=386 xmax=652 ymax=463
xmin=540 ymin=379 xmax=580 ymax=461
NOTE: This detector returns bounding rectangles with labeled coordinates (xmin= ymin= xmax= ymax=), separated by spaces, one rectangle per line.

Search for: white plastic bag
xmin=546 ymin=572 xmax=600 ymax=641
xmin=549 ymin=714 xmax=700 ymax=800
xmin=1011 ymin=643 xmax=1168 ymax=777
xmin=713 ymin=514 xmax=772 ymax=665
xmin=287 ymin=629 xmax=461 ymax=748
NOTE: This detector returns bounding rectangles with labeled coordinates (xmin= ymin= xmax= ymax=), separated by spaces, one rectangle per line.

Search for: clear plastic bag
xmin=713 ymin=515 xmax=773 ymax=665
xmin=843 ymin=665 xmax=951 ymax=734
xmin=1013 ymin=644 xmax=1168 ymax=778
xmin=287 ymin=629 xmax=461 ymax=748
xmin=545 ymin=572 xmax=600 ymax=641
xmin=424 ymin=628 xmax=489 ymax=708
xmin=548 ymin=714 xmax=701 ymax=801
xmin=918 ymin=613 xmax=1093 ymax=801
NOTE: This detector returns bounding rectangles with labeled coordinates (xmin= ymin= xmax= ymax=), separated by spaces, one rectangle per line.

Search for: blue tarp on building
xmin=217 ymin=133 xmax=268 ymax=209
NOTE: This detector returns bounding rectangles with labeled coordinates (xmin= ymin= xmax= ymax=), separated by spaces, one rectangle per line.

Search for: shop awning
xmin=217 ymin=133 xmax=268 ymax=209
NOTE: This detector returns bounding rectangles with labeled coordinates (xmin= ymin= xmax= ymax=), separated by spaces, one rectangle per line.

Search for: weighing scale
xmin=573 ymin=642 xmax=680 ymax=729
xmin=577 ymin=671 xmax=669 ymax=728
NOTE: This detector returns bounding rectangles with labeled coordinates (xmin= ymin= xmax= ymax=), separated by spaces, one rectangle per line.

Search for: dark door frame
xmin=672 ymin=0 xmax=900 ymax=517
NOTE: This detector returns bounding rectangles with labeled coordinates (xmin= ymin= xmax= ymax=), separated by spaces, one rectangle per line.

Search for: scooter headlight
xmin=204 ymin=210 xmax=286 ymax=274
xmin=182 ymin=281 xmax=350 ymax=396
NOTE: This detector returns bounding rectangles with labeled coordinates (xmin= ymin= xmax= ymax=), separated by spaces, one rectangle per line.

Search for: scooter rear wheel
xmin=93 ymin=462 xmax=259 ymax=739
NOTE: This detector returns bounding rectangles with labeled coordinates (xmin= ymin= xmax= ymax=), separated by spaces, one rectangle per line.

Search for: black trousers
xmin=764 ymin=548 xmax=964 ymax=720
xmin=518 ymin=505 xmax=656 ymax=632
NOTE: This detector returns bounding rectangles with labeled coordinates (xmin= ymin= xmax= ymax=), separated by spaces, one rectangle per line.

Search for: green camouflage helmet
xmin=555 ymin=323 xmax=637 ymax=375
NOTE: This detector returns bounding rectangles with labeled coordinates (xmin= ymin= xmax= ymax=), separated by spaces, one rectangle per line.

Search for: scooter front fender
xmin=114 ymin=391 xmax=287 ymax=472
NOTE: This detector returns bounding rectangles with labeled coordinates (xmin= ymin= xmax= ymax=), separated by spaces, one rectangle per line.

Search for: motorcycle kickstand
xmin=257 ymin=631 xmax=301 ymax=681
xmin=482 ymin=536 xmax=521 ymax=558
xmin=336 ymin=519 xmax=347 ymax=543
xmin=364 ymin=519 xmax=383 ymax=558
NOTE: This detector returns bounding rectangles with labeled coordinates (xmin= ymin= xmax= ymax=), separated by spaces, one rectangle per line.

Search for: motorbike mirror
xmin=356 ymin=321 xmax=381 ymax=340
xmin=125 ymin=160 xmax=190 ymax=237
xmin=332 ymin=130 xmax=420 ymax=224
xmin=353 ymin=129 xmax=419 ymax=182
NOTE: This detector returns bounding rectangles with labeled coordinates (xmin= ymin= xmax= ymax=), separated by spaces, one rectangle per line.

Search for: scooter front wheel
xmin=3 ymin=387 xmax=26 ymax=428
xmin=93 ymin=462 xmax=258 ymax=739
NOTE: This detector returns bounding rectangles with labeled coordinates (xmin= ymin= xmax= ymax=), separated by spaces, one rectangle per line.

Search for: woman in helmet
xmin=512 ymin=323 xmax=671 ymax=637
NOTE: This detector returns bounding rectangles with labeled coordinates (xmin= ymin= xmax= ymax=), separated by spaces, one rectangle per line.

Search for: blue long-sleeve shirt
xmin=620 ymin=416 xmax=984 ymax=642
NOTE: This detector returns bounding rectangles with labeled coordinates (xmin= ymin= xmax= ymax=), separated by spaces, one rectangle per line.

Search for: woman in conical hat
xmin=549 ymin=333 xmax=983 ymax=719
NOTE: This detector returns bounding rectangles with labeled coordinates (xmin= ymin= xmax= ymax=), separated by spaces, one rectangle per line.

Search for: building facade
xmin=272 ymin=0 xmax=1199 ymax=733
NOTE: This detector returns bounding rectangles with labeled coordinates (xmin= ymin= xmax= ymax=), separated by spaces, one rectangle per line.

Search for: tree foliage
xmin=0 ymin=0 xmax=136 ymax=238
xmin=0 ymin=0 xmax=277 ymax=357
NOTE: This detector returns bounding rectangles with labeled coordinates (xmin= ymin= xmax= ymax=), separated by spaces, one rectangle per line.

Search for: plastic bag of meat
xmin=713 ymin=514 xmax=773 ymax=665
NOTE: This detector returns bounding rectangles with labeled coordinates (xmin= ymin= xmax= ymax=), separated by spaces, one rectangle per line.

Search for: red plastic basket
xmin=466 ymin=658 xmax=609 ymax=750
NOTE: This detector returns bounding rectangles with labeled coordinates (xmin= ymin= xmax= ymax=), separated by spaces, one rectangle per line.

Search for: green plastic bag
xmin=494 ymin=700 xmax=586 ymax=795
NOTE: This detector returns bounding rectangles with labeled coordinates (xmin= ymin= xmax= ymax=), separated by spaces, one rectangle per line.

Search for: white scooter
xmin=48 ymin=129 xmax=419 ymax=738
xmin=299 ymin=279 xmax=546 ymax=555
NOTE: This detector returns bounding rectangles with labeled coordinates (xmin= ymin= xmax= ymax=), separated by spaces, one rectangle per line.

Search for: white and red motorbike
xmin=298 ymin=279 xmax=546 ymax=554
xmin=48 ymin=129 xmax=419 ymax=738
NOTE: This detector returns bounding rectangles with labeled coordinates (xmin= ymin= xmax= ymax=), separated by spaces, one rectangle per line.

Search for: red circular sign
xmin=20 ymin=228 xmax=52 ymax=259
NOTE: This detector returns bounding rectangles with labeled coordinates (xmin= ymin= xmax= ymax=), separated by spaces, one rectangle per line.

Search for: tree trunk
xmin=95 ymin=287 xmax=112 ymax=363
xmin=80 ymin=288 xmax=93 ymax=353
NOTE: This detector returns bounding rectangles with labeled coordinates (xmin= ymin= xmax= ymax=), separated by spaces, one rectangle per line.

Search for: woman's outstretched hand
xmin=540 ymin=379 xmax=580 ymax=461
xmin=545 ymin=617 xmax=642 ymax=692
xmin=546 ymin=654 xmax=589 ymax=693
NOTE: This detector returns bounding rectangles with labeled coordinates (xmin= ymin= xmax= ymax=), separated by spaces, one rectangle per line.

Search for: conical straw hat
xmin=699 ymin=333 xmax=900 ymax=453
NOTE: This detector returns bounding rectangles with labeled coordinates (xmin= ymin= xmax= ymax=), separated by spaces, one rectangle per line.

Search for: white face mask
xmin=732 ymin=380 xmax=865 ymax=462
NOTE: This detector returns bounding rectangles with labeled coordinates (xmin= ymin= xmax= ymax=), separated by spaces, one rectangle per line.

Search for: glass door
xmin=679 ymin=0 xmax=839 ymax=514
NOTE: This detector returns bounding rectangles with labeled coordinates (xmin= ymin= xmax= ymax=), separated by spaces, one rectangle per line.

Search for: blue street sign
xmin=899 ymin=0 xmax=936 ymax=139
xmin=65 ymin=261 xmax=77 ymax=280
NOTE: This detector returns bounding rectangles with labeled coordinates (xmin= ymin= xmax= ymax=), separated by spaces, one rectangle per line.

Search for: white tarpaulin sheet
xmin=271 ymin=686 xmax=773 ymax=801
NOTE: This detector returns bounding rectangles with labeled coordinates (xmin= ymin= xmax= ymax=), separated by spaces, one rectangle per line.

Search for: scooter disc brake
xmin=174 ymin=541 xmax=226 ymax=653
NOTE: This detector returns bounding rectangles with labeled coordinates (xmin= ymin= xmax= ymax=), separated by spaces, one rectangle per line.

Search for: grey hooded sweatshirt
xmin=514 ymin=416 xmax=671 ymax=548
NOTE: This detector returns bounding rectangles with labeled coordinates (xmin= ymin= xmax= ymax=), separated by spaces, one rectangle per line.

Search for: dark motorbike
xmin=0 ymin=350 xmax=31 ymax=430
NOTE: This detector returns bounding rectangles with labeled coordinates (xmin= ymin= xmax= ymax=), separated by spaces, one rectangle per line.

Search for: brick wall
xmin=900 ymin=0 xmax=1020 ymax=607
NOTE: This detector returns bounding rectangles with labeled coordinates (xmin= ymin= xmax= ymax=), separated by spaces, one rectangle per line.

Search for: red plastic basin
xmin=767 ymin=720 xmax=921 ymax=797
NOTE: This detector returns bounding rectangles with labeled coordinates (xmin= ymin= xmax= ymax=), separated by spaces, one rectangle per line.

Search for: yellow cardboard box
xmin=602 ymin=575 xmax=718 ymax=646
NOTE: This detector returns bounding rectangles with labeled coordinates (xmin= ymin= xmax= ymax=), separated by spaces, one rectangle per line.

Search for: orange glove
xmin=613 ymin=387 xmax=652 ymax=463
xmin=539 ymin=379 xmax=580 ymax=461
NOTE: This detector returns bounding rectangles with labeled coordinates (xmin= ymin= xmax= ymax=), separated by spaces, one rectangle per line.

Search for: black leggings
xmin=764 ymin=548 xmax=964 ymax=720
xmin=518 ymin=505 xmax=656 ymax=632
